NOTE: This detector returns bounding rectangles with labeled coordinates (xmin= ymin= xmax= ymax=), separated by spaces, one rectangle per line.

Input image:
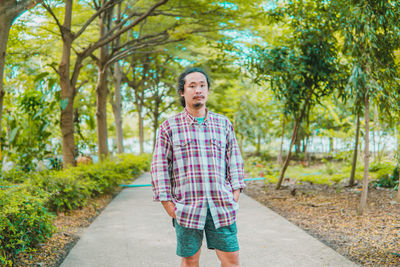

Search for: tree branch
xmin=74 ymin=0 xmax=122 ymax=41
xmin=111 ymin=30 xmax=169 ymax=52
xmin=47 ymin=62 xmax=60 ymax=76
xmin=80 ymin=0 xmax=168 ymax=59
xmin=42 ymin=2 xmax=64 ymax=37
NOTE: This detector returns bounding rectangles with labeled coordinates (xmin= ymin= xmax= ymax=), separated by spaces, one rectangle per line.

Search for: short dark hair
xmin=177 ymin=67 xmax=211 ymax=107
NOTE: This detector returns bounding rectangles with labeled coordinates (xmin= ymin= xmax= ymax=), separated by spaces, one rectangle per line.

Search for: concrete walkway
xmin=61 ymin=173 xmax=357 ymax=267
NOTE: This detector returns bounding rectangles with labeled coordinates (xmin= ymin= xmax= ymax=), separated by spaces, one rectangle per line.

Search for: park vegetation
xmin=0 ymin=0 xmax=399 ymax=264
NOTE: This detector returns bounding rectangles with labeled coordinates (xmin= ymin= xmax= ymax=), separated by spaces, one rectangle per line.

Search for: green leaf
xmin=9 ymin=126 xmax=20 ymax=143
xmin=34 ymin=72 xmax=49 ymax=83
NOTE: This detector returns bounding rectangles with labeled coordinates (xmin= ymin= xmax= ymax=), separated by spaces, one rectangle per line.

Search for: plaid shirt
xmin=151 ymin=108 xmax=245 ymax=230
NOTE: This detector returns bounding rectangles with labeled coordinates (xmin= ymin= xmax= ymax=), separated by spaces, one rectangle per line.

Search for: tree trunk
xmin=277 ymin=116 xmax=285 ymax=166
xmin=358 ymin=93 xmax=370 ymax=215
xmin=239 ymin=135 xmax=243 ymax=153
xmin=0 ymin=14 xmax=13 ymax=153
xmin=396 ymin=125 xmax=400 ymax=203
xmin=152 ymin=111 xmax=159 ymax=151
xmin=59 ymin=0 xmax=76 ymax=167
xmin=96 ymin=67 xmax=109 ymax=158
xmin=294 ymin=137 xmax=300 ymax=155
xmin=329 ymin=137 xmax=334 ymax=153
xmin=276 ymin=116 xmax=301 ymax=189
xmin=138 ymin=104 xmax=144 ymax=154
xmin=256 ymin=135 xmax=261 ymax=155
xmin=372 ymin=105 xmax=376 ymax=160
xmin=111 ymin=61 xmax=124 ymax=154
xmin=96 ymin=10 xmax=109 ymax=159
xmin=349 ymin=113 xmax=361 ymax=187
xmin=110 ymin=4 xmax=124 ymax=154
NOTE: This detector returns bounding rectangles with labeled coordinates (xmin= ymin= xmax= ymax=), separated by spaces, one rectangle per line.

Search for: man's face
xmin=181 ymin=72 xmax=209 ymax=110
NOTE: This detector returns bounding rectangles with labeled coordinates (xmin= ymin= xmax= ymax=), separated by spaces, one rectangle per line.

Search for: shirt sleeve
xmin=226 ymin=121 xmax=246 ymax=191
xmin=151 ymin=124 xmax=173 ymax=202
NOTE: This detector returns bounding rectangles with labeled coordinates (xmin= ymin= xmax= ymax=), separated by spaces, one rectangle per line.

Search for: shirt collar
xmin=184 ymin=108 xmax=209 ymax=125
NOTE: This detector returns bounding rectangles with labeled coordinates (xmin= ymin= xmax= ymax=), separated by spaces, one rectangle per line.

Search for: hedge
xmin=0 ymin=153 xmax=150 ymax=265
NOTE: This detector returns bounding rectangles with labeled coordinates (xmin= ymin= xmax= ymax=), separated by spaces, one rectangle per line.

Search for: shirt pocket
xmin=173 ymin=139 xmax=192 ymax=162
xmin=211 ymin=138 xmax=226 ymax=174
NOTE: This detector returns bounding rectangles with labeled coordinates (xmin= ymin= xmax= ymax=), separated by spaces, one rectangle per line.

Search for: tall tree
xmin=123 ymin=53 xmax=152 ymax=154
xmin=42 ymin=0 xmax=169 ymax=166
xmin=142 ymin=53 xmax=177 ymax=150
xmin=251 ymin=0 xmax=343 ymax=189
xmin=336 ymin=0 xmax=400 ymax=214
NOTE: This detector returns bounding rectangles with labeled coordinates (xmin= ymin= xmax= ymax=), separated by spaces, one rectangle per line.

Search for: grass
xmin=244 ymin=155 xmax=396 ymax=186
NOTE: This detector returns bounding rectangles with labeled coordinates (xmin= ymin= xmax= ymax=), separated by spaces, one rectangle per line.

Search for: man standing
xmin=151 ymin=67 xmax=245 ymax=267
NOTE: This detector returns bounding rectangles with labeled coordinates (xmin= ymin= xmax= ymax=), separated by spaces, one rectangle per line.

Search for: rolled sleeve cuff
xmin=231 ymin=179 xmax=246 ymax=192
xmin=153 ymin=192 xmax=172 ymax=202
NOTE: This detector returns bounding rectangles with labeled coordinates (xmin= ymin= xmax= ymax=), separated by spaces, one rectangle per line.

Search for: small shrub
xmin=300 ymin=174 xmax=332 ymax=185
xmin=331 ymin=173 xmax=346 ymax=184
xmin=332 ymin=151 xmax=353 ymax=162
xmin=0 ymin=168 xmax=30 ymax=184
xmin=26 ymin=153 xmax=151 ymax=212
xmin=392 ymin=166 xmax=399 ymax=181
xmin=0 ymin=186 xmax=55 ymax=265
xmin=28 ymin=170 xmax=93 ymax=212
xmin=264 ymin=174 xmax=279 ymax=184
xmin=322 ymin=159 xmax=335 ymax=175
xmin=369 ymin=160 xmax=395 ymax=173
xmin=369 ymin=161 xmax=396 ymax=188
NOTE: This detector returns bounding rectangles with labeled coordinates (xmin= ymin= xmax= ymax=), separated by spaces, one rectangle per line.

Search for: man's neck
xmin=186 ymin=106 xmax=206 ymax=118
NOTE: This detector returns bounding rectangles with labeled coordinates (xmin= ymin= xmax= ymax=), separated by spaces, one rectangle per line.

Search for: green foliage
xmin=250 ymin=0 xmax=344 ymax=122
xmin=0 ymin=168 xmax=30 ymax=184
xmin=3 ymin=88 xmax=57 ymax=171
xmin=244 ymin=156 xmax=280 ymax=179
xmin=370 ymin=161 xmax=398 ymax=188
xmin=322 ymin=158 xmax=335 ymax=175
xmin=0 ymin=154 xmax=150 ymax=265
xmin=0 ymin=186 xmax=56 ymax=264
xmin=27 ymin=154 xmax=151 ymax=212
xmin=28 ymin=171 xmax=93 ymax=212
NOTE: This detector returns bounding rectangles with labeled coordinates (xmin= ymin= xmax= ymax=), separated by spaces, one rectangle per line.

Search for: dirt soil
xmin=13 ymin=188 xmax=122 ymax=267
xmin=244 ymin=180 xmax=400 ymax=266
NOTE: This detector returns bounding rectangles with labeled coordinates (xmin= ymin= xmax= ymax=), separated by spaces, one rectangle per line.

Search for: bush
xmin=0 ymin=153 xmax=150 ymax=265
xmin=27 ymin=154 xmax=151 ymax=212
xmin=28 ymin=170 xmax=94 ymax=212
xmin=0 ymin=186 xmax=55 ymax=265
xmin=0 ymin=168 xmax=30 ymax=184
xmin=369 ymin=161 xmax=397 ymax=188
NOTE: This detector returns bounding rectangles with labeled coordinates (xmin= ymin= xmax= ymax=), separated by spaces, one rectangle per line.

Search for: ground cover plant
xmin=244 ymin=155 xmax=397 ymax=187
xmin=0 ymin=154 xmax=150 ymax=266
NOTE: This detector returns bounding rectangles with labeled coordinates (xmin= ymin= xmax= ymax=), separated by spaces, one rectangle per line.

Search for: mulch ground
xmin=244 ymin=180 xmax=400 ymax=266
xmin=13 ymin=188 xmax=122 ymax=267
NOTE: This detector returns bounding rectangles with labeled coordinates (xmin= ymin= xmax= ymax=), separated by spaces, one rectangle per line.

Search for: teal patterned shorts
xmin=173 ymin=208 xmax=239 ymax=258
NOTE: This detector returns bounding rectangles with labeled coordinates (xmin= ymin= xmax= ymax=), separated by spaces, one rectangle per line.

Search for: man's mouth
xmin=194 ymin=96 xmax=204 ymax=100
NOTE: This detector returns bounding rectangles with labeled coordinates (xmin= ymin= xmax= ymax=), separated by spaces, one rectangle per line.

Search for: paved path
xmin=61 ymin=173 xmax=357 ymax=267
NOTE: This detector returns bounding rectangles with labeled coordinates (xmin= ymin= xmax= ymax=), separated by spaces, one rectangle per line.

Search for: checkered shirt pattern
xmin=151 ymin=108 xmax=246 ymax=230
